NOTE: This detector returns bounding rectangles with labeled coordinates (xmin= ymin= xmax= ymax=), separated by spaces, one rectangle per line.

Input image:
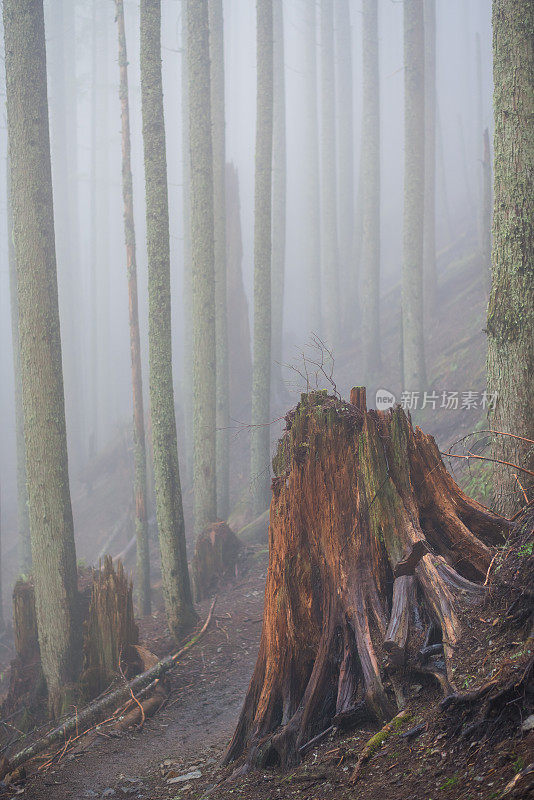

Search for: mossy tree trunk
xmin=487 ymin=0 xmax=534 ymax=515
xmin=302 ymin=0 xmax=321 ymax=334
xmin=423 ymin=0 xmax=437 ymax=315
xmin=140 ymin=0 xmax=196 ymax=639
xmin=209 ymin=0 xmax=230 ymax=520
xmin=224 ymin=390 xmax=507 ymax=770
xmin=320 ymin=0 xmax=339 ymax=350
xmin=335 ymin=0 xmax=354 ymax=335
xmin=188 ymin=0 xmax=217 ymax=535
xmin=250 ymin=0 xmax=274 ymax=516
xmin=271 ymin=0 xmax=286 ymax=394
xmin=360 ymin=0 xmax=381 ymax=379
xmin=402 ymin=0 xmax=427 ymax=391
xmin=6 ymin=162 xmax=31 ymax=575
xmin=115 ymin=0 xmax=151 ymax=616
xmin=3 ymin=0 xmax=82 ymax=718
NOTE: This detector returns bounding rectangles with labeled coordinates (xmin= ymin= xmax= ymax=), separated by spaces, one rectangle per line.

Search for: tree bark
xmin=250 ymin=0 xmax=274 ymax=516
xmin=209 ymin=0 xmax=230 ymax=521
xmin=360 ymin=0 xmax=381 ymax=379
xmin=181 ymin=0 xmax=193 ymax=483
xmin=487 ymin=0 xmax=534 ymax=515
xmin=224 ymin=390 xmax=507 ymax=770
xmin=320 ymin=0 xmax=339 ymax=350
xmin=481 ymin=128 xmax=492 ymax=297
xmin=188 ymin=0 xmax=218 ymax=535
xmin=140 ymin=0 xmax=196 ymax=639
xmin=115 ymin=0 xmax=151 ymax=616
xmin=3 ymin=0 xmax=82 ymax=718
xmin=6 ymin=161 xmax=31 ymax=574
xmin=402 ymin=0 xmax=427 ymax=391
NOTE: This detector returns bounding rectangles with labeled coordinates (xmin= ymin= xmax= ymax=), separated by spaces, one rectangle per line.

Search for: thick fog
xmin=0 ymin=0 xmax=493 ymax=579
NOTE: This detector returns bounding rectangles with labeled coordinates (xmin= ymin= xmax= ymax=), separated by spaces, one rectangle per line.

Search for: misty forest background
xmin=0 ymin=0 xmax=531 ymax=721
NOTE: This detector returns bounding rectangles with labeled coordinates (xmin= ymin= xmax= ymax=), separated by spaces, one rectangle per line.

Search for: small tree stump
xmin=13 ymin=579 xmax=38 ymax=663
xmin=192 ymin=521 xmax=241 ymax=603
xmin=81 ymin=557 xmax=138 ymax=699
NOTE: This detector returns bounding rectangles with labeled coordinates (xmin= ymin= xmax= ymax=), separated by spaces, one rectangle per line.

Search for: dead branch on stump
xmin=223 ymin=390 xmax=509 ymax=770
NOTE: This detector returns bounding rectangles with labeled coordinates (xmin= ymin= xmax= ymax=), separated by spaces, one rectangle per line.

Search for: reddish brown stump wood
xmin=223 ymin=389 xmax=509 ymax=770
xmin=191 ymin=521 xmax=241 ymax=602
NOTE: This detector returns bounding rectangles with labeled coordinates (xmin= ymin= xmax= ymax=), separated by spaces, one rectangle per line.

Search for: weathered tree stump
xmin=224 ymin=390 xmax=509 ymax=769
xmin=81 ymin=557 xmax=138 ymax=699
xmin=12 ymin=579 xmax=39 ymax=664
xmin=192 ymin=521 xmax=241 ymax=603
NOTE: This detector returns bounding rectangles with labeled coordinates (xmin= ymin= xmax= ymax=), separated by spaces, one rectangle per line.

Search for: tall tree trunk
xmin=487 ymin=0 xmax=534 ymax=515
xmin=181 ymin=1 xmax=193 ymax=484
xmin=46 ymin=0 xmax=83 ymax=468
xmin=6 ymin=162 xmax=31 ymax=574
xmin=115 ymin=0 xmax=151 ymax=616
xmin=271 ymin=0 xmax=286 ymax=395
xmin=302 ymin=0 xmax=321 ymax=334
xmin=140 ymin=0 xmax=196 ymax=638
xmin=209 ymin=0 xmax=230 ymax=520
xmin=360 ymin=0 xmax=381 ymax=379
xmin=335 ymin=0 xmax=354 ymax=335
xmin=423 ymin=0 xmax=437 ymax=315
xmin=436 ymin=98 xmax=453 ymax=243
xmin=320 ymin=0 xmax=339 ymax=350
xmin=188 ymin=0 xmax=217 ymax=535
xmin=88 ymin=0 xmax=98 ymax=460
xmin=402 ymin=0 xmax=427 ymax=391
xmin=3 ymin=0 xmax=81 ymax=717
xmin=226 ymin=163 xmax=253 ymax=426
xmin=250 ymin=0 xmax=274 ymax=516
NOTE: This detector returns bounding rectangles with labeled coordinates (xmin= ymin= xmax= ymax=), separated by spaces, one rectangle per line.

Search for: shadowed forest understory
xmin=0 ymin=1 xmax=532 ymax=799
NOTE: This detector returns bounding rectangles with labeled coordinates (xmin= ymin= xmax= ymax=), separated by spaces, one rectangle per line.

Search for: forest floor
xmin=2 ymin=238 xmax=533 ymax=799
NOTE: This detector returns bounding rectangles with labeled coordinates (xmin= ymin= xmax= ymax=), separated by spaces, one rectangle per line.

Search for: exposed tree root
xmin=224 ymin=390 xmax=509 ymax=770
xmin=350 ymin=709 xmax=412 ymax=783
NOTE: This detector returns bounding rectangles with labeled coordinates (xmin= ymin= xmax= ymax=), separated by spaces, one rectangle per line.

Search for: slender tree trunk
xmin=88 ymin=0 xmax=98 ymax=459
xmin=423 ymin=0 xmax=437 ymax=314
xmin=209 ymin=0 xmax=230 ymax=520
xmin=436 ymin=98 xmax=453 ymax=243
xmin=475 ymin=32 xmax=484 ymax=252
xmin=250 ymin=0 xmax=274 ymax=516
xmin=335 ymin=0 xmax=354 ymax=334
xmin=47 ymin=0 xmax=83 ymax=468
xmin=302 ymin=0 xmax=321 ymax=334
xmin=360 ymin=0 xmax=381 ymax=378
xmin=140 ymin=0 xmax=196 ymax=639
xmin=187 ymin=0 xmax=217 ymax=535
xmin=487 ymin=0 xmax=534 ymax=515
xmin=115 ymin=0 xmax=151 ymax=616
xmin=320 ymin=0 xmax=339 ymax=350
xmin=271 ymin=0 xmax=286 ymax=394
xmin=458 ymin=113 xmax=475 ymax=218
xmin=181 ymin=1 xmax=193 ymax=484
xmin=402 ymin=0 xmax=427 ymax=391
xmin=3 ymin=0 xmax=81 ymax=717
xmin=6 ymin=162 xmax=31 ymax=574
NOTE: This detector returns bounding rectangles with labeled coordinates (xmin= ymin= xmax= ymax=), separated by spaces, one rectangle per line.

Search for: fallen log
xmin=0 ymin=597 xmax=217 ymax=780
